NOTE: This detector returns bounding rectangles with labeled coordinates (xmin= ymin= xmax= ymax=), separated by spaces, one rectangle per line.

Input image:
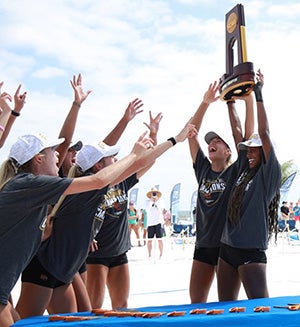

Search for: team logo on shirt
xmin=104 ymin=186 xmax=128 ymax=218
xmin=199 ymin=178 xmax=226 ymax=205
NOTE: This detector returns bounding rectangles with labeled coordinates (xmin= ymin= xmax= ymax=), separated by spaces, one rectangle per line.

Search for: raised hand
xmin=143 ymin=111 xmax=163 ymax=145
xmin=123 ymin=98 xmax=144 ymax=122
xmin=175 ymin=119 xmax=198 ymax=143
xmin=0 ymin=82 xmax=13 ymax=112
xmin=13 ymin=84 xmax=27 ymax=114
xmin=70 ymin=73 xmax=92 ymax=105
xmin=203 ymin=81 xmax=220 ymax=104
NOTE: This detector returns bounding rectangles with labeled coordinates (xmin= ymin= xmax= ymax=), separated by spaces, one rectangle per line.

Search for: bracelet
xmin=226 ymin=100 xmax=235 ymax=105
xmin=11 ymin=110 xmax=20 ymax=117
xmin=73 ymin=101 xmax=81 ymax=108
xmin=0 ymin=125 xmax=5 ymax=132
xmin=167 ymin=137 xmax=177 ymax=146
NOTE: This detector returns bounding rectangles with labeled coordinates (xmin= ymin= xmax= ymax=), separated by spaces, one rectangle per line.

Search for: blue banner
xmin=280 ymin=172 xmax=297 ymax=203
xmin=129 ymin=188 xmax=139 ymax=204
xmin=170 ymin=183 xmax=181 ymax=223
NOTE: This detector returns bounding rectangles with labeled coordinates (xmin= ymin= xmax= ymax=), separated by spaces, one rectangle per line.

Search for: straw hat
xmin=146 ymin=187 xmax=162 ymax=199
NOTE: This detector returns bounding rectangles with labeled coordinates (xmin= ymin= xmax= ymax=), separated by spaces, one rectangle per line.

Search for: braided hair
xmin=227 ymin=149 xmax=280 ymax=243
xmin=227 ymin=166 xmax=258 ymax=226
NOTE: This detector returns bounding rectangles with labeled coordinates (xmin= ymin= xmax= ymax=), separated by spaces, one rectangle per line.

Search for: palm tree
xmin=281 ymin=160 xmax=298 ymax=185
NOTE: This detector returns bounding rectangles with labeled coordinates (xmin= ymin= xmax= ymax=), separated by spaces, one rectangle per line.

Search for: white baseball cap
xmin=204 ymin=131 xmax=232 ymax=150
xmin=9 ymin=133 xmax=65 ymax=166
xmin=76 ymin=141 xmax=120 ymax=172
xmin=238 ymin=133 xmax=262 ymax=150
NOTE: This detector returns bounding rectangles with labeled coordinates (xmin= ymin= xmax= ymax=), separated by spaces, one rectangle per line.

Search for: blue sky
xmin=1 ymin=0 xmax=300 ymax=208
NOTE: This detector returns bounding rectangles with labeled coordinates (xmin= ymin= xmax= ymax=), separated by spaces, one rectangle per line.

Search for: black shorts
xmin=147 ymin=224 xmax=163 ymax=239
xmin=219 ymin=243 xmax=267 ymax=269
xmin=78 ymin=261 xmax=87 ymax=274
xmin=21 ymin=255 xmax=66 ymax=289
xmin=193 ymin=247 xmax=220 ymax=266
xmin=86 ymin=252 xmax=128 ymax=268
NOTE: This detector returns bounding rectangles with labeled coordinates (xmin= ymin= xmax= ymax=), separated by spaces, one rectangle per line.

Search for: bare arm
xmin=254 ymin=69 xmax=272 ymax=159
xmin=227 ymin=93 xmax=254 ymax=152
xmin=63 ymin=133 xmax=150 ymax=195
xmin=56 ymin=74 xmax=92 ymax=167
xmin=103 ymin=98 xmax=144 ymax=146
xmin=0 ymin=82 xmax=27 ymax=148
xmin=188 ymin=81 xmax=220 ymax=162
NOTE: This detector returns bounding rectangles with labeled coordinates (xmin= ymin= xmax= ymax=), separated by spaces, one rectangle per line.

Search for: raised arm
xmin=188 ymin=81 xmax=220 ymax=162
xmin=254 ymin=69 xmax=272 ymax=160
xmin=103 ymin=98 xmax=144 ymax=146
xmin=227 ymin=93 xmax=254 ymax=152
xmin=113 ymin=119 xmax=197 ymax=184
xmin=63 ymin=132 xmax=150 ymax=195
xmin=0 ymin=83 xmax=27 ymax=148
xmin=56 ymin=73 xmax=92 ymax=167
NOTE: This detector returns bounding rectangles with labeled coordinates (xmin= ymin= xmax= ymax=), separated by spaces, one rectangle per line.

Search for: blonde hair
xmin=0 ymin=159 xmax=18 ymax=190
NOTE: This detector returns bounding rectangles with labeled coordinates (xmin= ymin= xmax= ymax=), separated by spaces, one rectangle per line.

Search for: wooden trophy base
xmin=220 ymin=62 xmax=255 ymax=101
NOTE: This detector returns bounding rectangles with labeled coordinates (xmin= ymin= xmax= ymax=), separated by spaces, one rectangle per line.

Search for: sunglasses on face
xmin=152 ymin=192 xmax=157 ymax=196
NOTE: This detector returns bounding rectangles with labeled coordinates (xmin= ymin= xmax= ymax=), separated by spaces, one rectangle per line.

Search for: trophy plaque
xmin=219 ymin=4 xmax=255 ymax=101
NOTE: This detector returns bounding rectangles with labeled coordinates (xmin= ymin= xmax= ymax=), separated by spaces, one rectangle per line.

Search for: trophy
xmin=219 ymin=4 xmax=255 ymax=101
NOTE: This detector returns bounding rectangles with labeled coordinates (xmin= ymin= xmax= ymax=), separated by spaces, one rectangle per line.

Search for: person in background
xmin=187 ymin=81 xmax=254 ymax=303
xmin=139 ymin=208 xmax=148 ymax=246
xmin=145 ymin=187 xmax=165 ymax=259
xmin=280 ymin=201 xmax=289 ymax=221
xmin=128 ymin=202 xmax=141 ymax=246
xmin=218 ymin=70 xmax=281 ymax=301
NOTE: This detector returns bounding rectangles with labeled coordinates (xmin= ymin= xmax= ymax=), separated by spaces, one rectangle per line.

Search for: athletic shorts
xmin=147 ymin=223 xmax=163 ymax=239
xmin=219 ymin=243 xmax=267 ymax=269
xmin=86 ymin=252 xmax=128 ymax=268
xmin=193 ymin=247 xmax=220 ymax=266
xmin=21 ymin=255 xmax=66 ymax=289
xmin=78 ymin=261 xmax=87 ymax=274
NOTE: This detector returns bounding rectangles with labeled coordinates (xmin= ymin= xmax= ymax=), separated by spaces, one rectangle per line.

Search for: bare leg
xmin=71 ymin=272 xmax=91 ymax=312
xmin=133 ymin=225 xmax=141 ymax=246
xmin=217 ymin=258 xmax=241 ymax=301
xmin=107 ymin=263 xmax=130 ymax=309
xmin=16 ymin=282 xmax=53 ymax=318
xmin=147 ymin=239 xmax=153 ymax=257
xmin=0 ymin=303 xmax=16 ymax=327
xmin=86 ymin=264 xmax=109 ymax=309
xmin=47 ymin=284 xmax=77 ymax=314
xmin=189 ymin=260 xmax=216 ymax=303
xmin=239 ymin=263 xmax=269 ymax=299
xmin=158 ymin=239 xmax=163 ymax=258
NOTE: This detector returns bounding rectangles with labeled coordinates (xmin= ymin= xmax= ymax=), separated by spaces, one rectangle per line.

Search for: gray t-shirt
xmin=88 ymin=174 xmax=138 ymax=259
xmin=37 ymin=186 xmax=109 ymax=283
xmin=0 ymin=173 xmax=72 ymax=304
xmin=193 ymin=149 xmax=242 ymax=248
xmin=221 ymin=147 xmax=281 ymax=249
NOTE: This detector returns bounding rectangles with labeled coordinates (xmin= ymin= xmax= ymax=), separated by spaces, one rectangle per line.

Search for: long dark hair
xmin=227 ymin=155 xmax=279 ymax=243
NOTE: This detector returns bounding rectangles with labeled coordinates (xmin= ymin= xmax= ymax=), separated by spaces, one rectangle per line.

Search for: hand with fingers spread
xmin=203 ymin=81 xmax=220 ymax=105
xmin=70 ymin=73 xmax=92 ymax=106
xmin=123 ymin=98 xmax=144 ymax=122
xmin=143 ymin=111 xmax=163 ymax=145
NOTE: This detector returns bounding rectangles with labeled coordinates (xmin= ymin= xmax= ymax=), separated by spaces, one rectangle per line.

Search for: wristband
xmin=226 ymin=100 xmax=235 ymax=105
xmin=167 ymin=137 xmax=176 ymax=146
xmin=11 ymin=110 xmax=20 ymax=117
xmin=0 ymin=125 xmax=5 ymax=132
xmin=73 ymin=101 xmax=81 ymax=108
